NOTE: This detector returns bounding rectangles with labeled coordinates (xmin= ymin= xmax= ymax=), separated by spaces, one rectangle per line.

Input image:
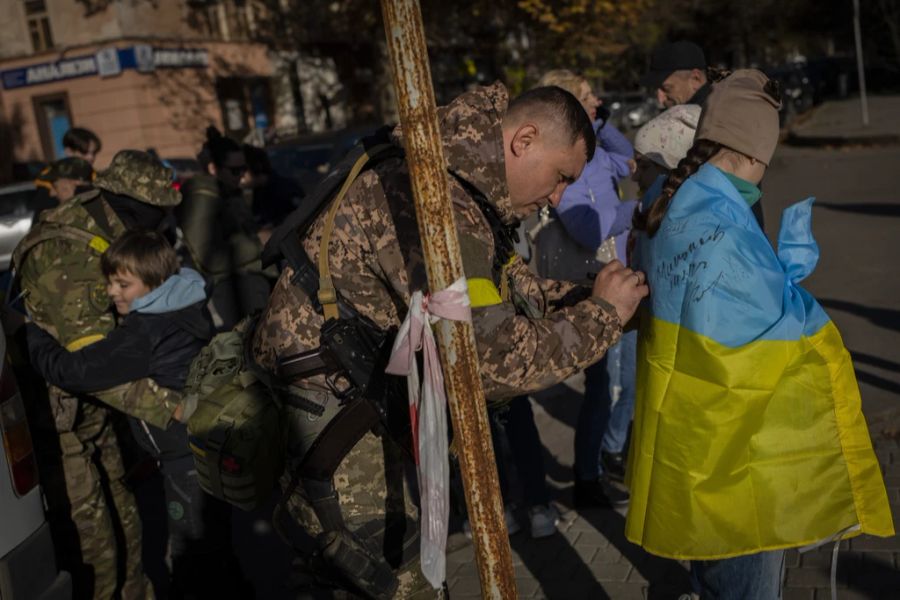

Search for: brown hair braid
xmin=633 ymin=139 xmax=723 ymax=237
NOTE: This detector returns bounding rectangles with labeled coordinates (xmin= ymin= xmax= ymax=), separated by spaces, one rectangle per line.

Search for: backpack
xmin=184 ymin=320 xmax=284 ymax=510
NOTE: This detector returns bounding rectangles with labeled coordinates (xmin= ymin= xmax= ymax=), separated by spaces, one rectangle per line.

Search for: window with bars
xmin=24 ymin=0 xmax=54 ymax=52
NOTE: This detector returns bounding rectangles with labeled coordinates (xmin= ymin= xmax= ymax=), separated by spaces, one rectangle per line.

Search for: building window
xmin=24 ymin=0 xmax=54 ymax=52
xmin=32 ymin=93 xmax=72 ymax=161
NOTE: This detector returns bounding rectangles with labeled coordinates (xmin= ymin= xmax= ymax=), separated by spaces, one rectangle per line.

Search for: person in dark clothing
xmin=243 ymin=143 xmax=303 ymax=233
xmin=30 ymin=157 xmax=94 ymax=224
xmin=176 ymin=127 xmax=270 ymax=330
xmin=641 ymin=40 xmax=711 ymax=108
xmin=62 ymin=127 xmax=102 ymax=165
xmin=27 ymin=230 xmax=247 ymax=599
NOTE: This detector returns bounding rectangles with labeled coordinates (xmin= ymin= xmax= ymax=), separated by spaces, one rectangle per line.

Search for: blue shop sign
xmin=1 ymin=46 xmax=209 ymax=90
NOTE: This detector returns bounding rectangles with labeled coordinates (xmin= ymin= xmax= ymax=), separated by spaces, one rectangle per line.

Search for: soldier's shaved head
xmin=503 ymin=86 xmax=596 ymax=162
xmin=502 ymin=86 xmax=595 ymax=218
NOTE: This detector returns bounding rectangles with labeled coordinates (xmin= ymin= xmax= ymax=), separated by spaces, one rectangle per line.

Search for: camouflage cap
xmin=35 ymin=157 xmax=94 ymax=184
xmin=93 ymin=150 xmax=181 ymax=206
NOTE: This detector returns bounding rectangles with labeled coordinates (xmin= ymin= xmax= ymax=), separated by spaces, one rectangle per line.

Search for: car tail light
xmin=0 ymin=360 xmax=38 ymax=497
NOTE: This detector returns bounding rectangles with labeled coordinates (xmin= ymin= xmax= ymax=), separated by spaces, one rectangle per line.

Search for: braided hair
xmin=633 ymin=138 xmax=722 ymax=237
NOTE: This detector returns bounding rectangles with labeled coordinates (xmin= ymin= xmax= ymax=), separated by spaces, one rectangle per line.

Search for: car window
xmin=0 ymin=187 xmax=38 ymax=218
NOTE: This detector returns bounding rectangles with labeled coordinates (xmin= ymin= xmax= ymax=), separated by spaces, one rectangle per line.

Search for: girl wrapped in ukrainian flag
xmin=629 ymin=69 xmax=894 ymax=598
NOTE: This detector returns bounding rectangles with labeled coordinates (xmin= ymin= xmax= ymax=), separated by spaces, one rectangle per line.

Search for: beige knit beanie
xmin=696 ymin=69 xmax=782 ymax=165
xmin=634 ymin=105 xmax=702 ymax=170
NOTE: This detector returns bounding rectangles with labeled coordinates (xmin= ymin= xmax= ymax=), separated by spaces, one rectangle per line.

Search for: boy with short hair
xmin=27 ymin=229 xmax=246 ymax=598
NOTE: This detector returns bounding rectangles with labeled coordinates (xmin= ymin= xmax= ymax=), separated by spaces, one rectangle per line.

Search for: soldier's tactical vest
xmin=13 ymin=190 xmax=117 ymax=271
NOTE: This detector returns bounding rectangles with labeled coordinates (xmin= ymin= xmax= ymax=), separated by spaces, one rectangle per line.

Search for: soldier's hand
xmin=592 ymin=260 xmax=649 ymax=324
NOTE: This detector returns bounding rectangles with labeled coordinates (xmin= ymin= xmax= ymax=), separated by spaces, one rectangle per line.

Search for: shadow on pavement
xmin=850 ymin=350 xmax=900 ymax=373
xmin=815 ymin=202 xmax=900 ymax=217
xmin=530 ymin=381 xmax=582 ymax=430
xmin=573 ymin=504 xmax=692 ymax=599
xmin=820 ymin=298 xmax=900 ymax=333
xmin=855 ymin=369 xmax=900 ymax=395
xmin=509 ymin=527 xmax=612 ymax=600
xmin=836 ymin=550 xmax=900 ymax=598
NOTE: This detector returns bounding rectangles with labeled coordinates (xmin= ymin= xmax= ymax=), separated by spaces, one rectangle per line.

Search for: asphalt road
xmin=761 ymin=143 xmax=900 ymax=417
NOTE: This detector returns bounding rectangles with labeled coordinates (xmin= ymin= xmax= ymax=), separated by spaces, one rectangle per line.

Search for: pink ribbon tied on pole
xmin=385 ymin=277 xmax=471 ymax=589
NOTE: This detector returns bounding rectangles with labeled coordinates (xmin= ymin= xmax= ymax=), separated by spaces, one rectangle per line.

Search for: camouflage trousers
xmin=282 ymin=419 xmax=442 ymax=600
xmin=37 ymin=400 xmax=154 ymax=600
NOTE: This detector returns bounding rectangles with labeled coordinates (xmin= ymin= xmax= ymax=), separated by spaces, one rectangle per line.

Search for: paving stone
xmin=781 ymin=589 xmax=814 ymax=600
xmin=785 ymin=549 xmax=802 ymax=568
xmin=849 ymin=534 xmax=900 ymax=551
xmin=591 ymin=545 xmax=625 ymax=564
xmin=514 ymin=577 xmax=542 ymax=598
xmin=566 ymin=515 xmax=606 ymax=535
xmin=513 ymin=561 xmax=538 ymax=578
xmin=535 ymin=575 xmax=605 ymax=599
xmin=594 ymin=581 xmax=648 ymax=599
xmin=446 ymin=560 xmax=467 ymax=578
xmin=559 ymin=527 xmax=582 ymax=545
xmin=786 ymin=567 xmax=845 ymax=588
xmin=532 ymin=558 xmax=576 ymax=580
xmin=813 ymin=586 xmax=886 ymax=600
xmin=882 ymin=462 xmax=900 ymax=475
xmin=569 ymin=543 xmax=600 ymax=563
xmin=846 ymin=554 xmax=900 ymax=589
xmin=586 ymin=560 xmax=633 ymax=582
xmin=882 ymin=475 xmax=900 ymax=488
xmin=446 ymin=541 xmax=475 ymax=562
xmin=800 ymin=549 xmax=837 ymax=569
xmin=450 ymin=576 xmax=483 ymax=596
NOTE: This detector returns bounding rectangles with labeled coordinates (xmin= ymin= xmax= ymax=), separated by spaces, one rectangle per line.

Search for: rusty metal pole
xmin=379 ymin=1 xmax=517 ymax=598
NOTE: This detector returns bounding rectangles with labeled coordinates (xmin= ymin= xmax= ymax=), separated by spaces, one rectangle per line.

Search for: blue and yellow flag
xmin=627 ymin=164 xmax=893 ymax=560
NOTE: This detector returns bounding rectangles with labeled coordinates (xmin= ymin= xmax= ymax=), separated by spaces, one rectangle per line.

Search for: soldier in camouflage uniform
xmin=252 ymin=83 xmax=648 ymax=597
xmin=12 ymin=150 xmax=185 ymax=600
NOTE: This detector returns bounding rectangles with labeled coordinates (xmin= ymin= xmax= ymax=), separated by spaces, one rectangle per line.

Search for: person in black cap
xmin=641 ymin=40 xmax=711 ymax=108
xmin=35 ymin=157 xmax=94 ymax=204
xmin=32 ymin=157 xmax=95 ymax=223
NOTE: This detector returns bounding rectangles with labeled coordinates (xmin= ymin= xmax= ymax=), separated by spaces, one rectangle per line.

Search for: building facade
xmin=0 ymin=0 xmax=351 ymax=177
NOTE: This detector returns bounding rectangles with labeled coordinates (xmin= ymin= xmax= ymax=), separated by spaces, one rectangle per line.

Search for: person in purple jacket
xmin=533 ymin=69 xmax=636 ymax=508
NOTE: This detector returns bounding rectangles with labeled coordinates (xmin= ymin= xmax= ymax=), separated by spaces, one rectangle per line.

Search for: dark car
xmin=266 ymin=124 xmax=382 ymax=192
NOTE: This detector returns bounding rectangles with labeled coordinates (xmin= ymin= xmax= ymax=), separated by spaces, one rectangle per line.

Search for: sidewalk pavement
xmin=446 ymin=377 xmax=900 ymax=599
xmin=787 ymin=95 xmax=900 ymax=146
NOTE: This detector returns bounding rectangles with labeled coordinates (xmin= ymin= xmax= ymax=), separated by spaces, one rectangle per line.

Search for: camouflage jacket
xmin=13 ymin=190 xmax=181 ymax=430
xmin=252 ymin=82 xmax=621 ymax=400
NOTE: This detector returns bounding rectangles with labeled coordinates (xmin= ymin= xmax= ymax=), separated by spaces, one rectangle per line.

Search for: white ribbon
xmin=385 ymin=277 xmax=471 ymax=589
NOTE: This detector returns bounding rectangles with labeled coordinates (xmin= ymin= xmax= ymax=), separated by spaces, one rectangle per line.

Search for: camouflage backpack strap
xmin=80 ymin=193 xmax=116 ymax=240
xmin=316 ymin=143 xmax=394 ymax=321
xmin=12 ymin=221 xmax=109 ymax=272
